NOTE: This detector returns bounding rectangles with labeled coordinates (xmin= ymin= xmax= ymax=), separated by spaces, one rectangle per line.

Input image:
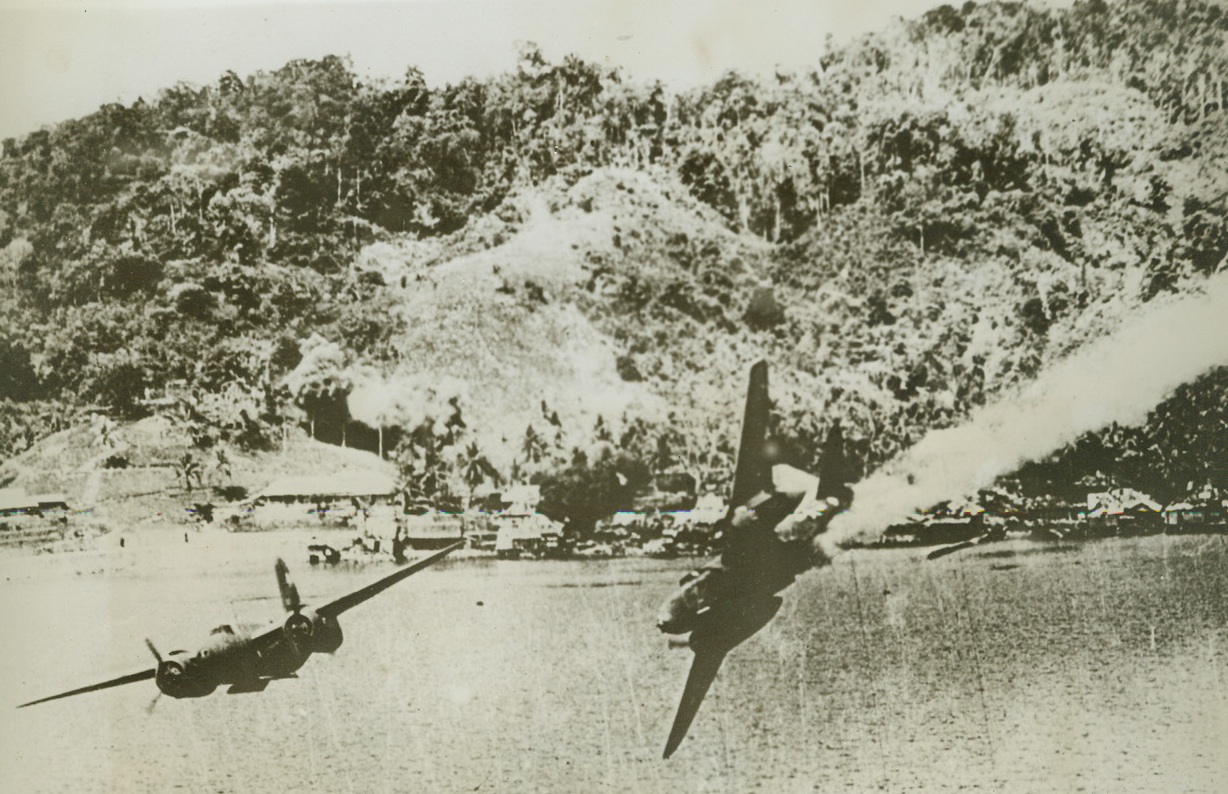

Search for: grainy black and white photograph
xmin=1 ymin=0 xmax=1227 ymax=791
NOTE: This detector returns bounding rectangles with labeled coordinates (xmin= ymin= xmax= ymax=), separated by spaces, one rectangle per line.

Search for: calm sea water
xmin=2 ymin=530 xmax=1226 ymax=792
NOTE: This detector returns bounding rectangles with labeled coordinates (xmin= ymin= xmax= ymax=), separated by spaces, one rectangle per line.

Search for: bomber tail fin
xmin=816 ymin=420 xmax=854 ymax=502
xmin=728 ymin=360 xmax=773 ymax=513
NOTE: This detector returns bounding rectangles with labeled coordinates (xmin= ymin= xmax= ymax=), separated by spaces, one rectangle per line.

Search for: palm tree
xmin=521 ymin=424 xmax=547 ymax=466
xmin=93 ymin=416 xmax=117 ymax=452
xmin=211 ymin=448 xmax=232 ymax=485
xmin=457 ymin=442 xmax=502 ymax=509
xmin=397 ymin=435 xmax=445 ymax=504
xmin=174 ymin=452 xmax=202 ymax=492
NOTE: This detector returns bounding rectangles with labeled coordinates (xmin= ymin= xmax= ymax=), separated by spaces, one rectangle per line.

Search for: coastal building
xmin=1086 ymin=488 xmax=1162 ymax=533
xmin=255 ymin=472 xmax=397 ymax=504
xmin=1163 ymin=497 xmax=1228 ymax=530
xmin=493 ymin=511 xmax=563 ymax=558
xmin=248 ymin=472 xmax=397 ymax=527
xmin=0 ymin=489 xmax=70 ymax=518
xmin=401 ymin=510 xmax=466 ymax=550
xmin=499 ymin=484 xmax=541 ymax=513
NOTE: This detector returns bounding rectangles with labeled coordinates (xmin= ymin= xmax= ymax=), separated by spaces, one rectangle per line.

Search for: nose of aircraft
xmin=656 ymin=597 xmax=691 ymax=634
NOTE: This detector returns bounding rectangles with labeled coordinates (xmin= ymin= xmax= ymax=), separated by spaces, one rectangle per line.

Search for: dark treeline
xmin=1 ymin=0 xmax=1226 ymax=508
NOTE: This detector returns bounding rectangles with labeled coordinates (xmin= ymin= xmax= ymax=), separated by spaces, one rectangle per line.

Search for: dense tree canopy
xmin=1 ymin=0 xmax=1225 ymax=504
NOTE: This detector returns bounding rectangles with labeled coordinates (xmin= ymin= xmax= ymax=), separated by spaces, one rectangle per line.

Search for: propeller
xmin=275 ymin=558 xmax=302 ymax=613
xmin=145 ymin=638 xmax=163 ymax=665
xmin=275 ymin=558 xmax=316 ymax=659
xmin=146 ymin=637 xmax=187 ymax=694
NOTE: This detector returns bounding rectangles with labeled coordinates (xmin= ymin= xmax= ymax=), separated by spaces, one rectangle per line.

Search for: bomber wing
xmin=662 ymin=595 xmax=783 ymax=758
xmin=17 ymin=667 xmax=155 ymax=709
xmin=245 ymin=541 xmax=464 ymax=651
xmin=316 ymin=541 xmax=462 ymax=619
xmin=663 ymin=645 xmax=728 ymax=759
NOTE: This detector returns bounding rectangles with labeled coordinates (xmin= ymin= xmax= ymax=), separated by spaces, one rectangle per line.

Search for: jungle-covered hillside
xmin=1 ymin=0 xmax=1226 ymax=508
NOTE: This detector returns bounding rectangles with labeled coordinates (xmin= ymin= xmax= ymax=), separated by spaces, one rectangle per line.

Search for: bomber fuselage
xmin=655 ymin=490 xmax=847 ymax=639
xmin=155 ymin=608 xmax=344 ymax=699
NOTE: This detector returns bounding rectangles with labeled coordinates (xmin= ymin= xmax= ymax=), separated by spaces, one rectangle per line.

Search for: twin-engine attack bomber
xmin=656 ymin=361 xmax=854 ymax=758
xmin=18 ymin=541 xmax=463 ymax=708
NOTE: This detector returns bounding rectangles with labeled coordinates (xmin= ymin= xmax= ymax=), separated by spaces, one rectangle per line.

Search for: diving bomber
xmin=655 ymin=361 xmax=854 ymax=758
xmin=19 ymin=542 xmax=462 ymax=707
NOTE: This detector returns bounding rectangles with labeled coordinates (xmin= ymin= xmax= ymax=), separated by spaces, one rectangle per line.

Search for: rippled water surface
xmin=2 ymin=531 xmax=1226 ymax=792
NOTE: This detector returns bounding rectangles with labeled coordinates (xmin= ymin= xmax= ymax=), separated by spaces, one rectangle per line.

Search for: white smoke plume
xmin=347 ymin=368 xmax=465 ymax=437
xmin=826 ymin=270 xmax=1228 ymax=548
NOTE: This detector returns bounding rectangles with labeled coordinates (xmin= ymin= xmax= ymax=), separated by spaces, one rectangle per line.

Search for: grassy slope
xmin=0 ymin=416 xmax=393 ymax=528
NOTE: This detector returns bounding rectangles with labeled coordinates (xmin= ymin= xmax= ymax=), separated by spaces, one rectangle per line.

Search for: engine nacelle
xmin=283 ymin=608 xmax=343 ymax=657
xmin=313 ymin=612 xmax=343 ymax=654
xmin=656 ymin=566 xmax=728 ymax=635
xmin=155 ymin=652 xmax=217 ymax=699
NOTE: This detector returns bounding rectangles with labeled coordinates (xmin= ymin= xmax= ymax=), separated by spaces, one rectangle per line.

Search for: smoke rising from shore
xmin=826 ymin=271 xmax=1228 ymax=548
xmin=347 ymin=369 xmax=465 ymax=436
